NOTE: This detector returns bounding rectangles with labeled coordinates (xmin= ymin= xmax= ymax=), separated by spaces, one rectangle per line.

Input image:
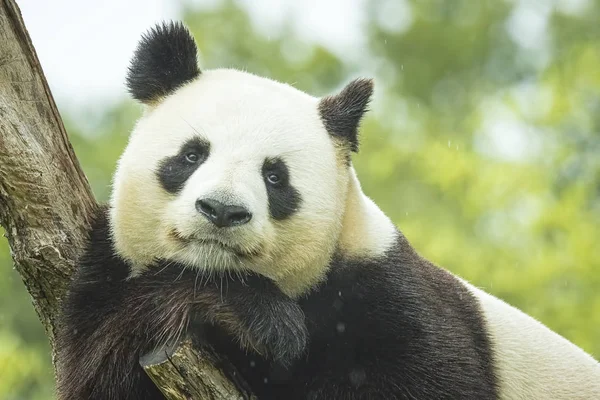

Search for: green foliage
xmin=1 ymin=1 xmax=598 ymax=397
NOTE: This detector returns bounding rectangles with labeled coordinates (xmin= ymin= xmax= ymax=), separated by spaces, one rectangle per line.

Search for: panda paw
xmin=246 ymin=301 xmax=308 ymax=365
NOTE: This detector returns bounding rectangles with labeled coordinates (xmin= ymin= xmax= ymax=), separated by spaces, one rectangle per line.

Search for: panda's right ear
xmin=126 ymin=21 xmax=201 ymax=104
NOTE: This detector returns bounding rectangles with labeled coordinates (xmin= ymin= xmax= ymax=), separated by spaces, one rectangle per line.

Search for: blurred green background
xmin=1 ymin=0 xmax=599 ymax=398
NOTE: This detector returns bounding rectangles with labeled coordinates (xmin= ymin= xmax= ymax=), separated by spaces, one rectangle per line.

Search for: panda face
xmin=110 ymin=22 xmax=375 ymax=295
xmin=110 ymin=69 xmax=350 ymax=291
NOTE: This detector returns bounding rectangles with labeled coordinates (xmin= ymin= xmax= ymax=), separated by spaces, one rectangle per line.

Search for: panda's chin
xmin=194 ymin=238 xmax=247 ymax=257
xmin=167 ymin=228 xmax=261 ymax=269
xmin=177 ymin=242 xmax=244 ymax=270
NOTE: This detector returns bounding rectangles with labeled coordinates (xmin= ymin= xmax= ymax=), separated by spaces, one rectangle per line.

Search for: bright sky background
xmin=17 ymin=0 xmax=588 ymax=110
xmin=18 ymin=0 xmax=366 ymax=111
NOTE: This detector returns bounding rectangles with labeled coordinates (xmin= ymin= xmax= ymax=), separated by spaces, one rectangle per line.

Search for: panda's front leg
xmin=190 ymin=271 xmax=308 ymax=366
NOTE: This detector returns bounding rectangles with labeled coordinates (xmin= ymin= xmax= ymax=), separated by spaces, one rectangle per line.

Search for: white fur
xmin=338 ymin=168 xmax=397 ymax=258
xmin=111 ymin=68 xmax=351 ymax=295
xmin=462 ymin=280 xmax=600 ymax=399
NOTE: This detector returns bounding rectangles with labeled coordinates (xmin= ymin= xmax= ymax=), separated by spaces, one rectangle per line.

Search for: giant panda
xmin=55 ymin=21 xmax=600 ymax=400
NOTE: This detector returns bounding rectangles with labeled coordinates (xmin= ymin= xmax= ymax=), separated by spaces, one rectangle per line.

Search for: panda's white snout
xmin=195 ymin=198 xmax=252 ymax=228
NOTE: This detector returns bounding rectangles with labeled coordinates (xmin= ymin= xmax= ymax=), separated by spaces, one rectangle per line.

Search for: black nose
xmin=195 ymin=198 xmax=252 ymax=228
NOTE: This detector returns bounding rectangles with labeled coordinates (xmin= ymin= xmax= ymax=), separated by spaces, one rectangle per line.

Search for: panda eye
xmin=185 ymin=152 xmax=199 ymax=163
xmin=266 ymin=173 xmax=281 ymax=185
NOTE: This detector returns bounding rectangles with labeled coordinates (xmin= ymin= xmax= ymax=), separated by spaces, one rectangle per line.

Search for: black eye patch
xmin=157 ymin=137 xmax=210 ymax=194
xmin=262 ymin=158 xmax=302 ymax=220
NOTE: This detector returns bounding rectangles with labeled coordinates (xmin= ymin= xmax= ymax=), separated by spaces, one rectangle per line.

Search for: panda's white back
xmin=465 ymin=281 xmax=600 ymax=399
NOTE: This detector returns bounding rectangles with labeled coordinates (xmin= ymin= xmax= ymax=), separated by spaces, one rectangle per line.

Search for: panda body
xmin=55 ymin=22 xmax=600 ymax=400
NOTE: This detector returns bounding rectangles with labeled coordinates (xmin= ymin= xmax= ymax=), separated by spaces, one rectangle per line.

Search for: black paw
xmin=245 ymin=301 xmax=308 ymax=365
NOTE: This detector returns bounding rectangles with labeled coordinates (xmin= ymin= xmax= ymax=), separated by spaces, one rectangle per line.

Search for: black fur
xmin=262 ymin=157 xmax=302 ymax=220
xmin=156 ymin=137 xmax=210 ymax=194
xmin=55 ymin=206 xmax=307 ymax=400
xmin=209 ymin=235 xmax=499 ymax=399
xmin=319 ymin=78 xmax=374 ymax=153
xmin=126 ymin=21 xmax=200 ymax=103
xmin=56 ymin=207 xmax=499 ymax=400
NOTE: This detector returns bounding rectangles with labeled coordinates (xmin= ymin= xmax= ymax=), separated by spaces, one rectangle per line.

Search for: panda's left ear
xmin=318 ymin=78 xmax=374 ymax=153
xmin=126 ymin=21 xmax=201 ymax=104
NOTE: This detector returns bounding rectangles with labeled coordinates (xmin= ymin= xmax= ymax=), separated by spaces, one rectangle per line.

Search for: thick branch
xmin=0 ymin=0 xmax=96 ymax=345
xmin=142 ymin=340 xmax=256 ymax=400
xmin=0 ymin=0 xmax=248 ymax=397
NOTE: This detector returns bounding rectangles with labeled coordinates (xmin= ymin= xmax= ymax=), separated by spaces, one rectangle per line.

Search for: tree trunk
xmin=0 ymin=1 xmax=250 ymax=398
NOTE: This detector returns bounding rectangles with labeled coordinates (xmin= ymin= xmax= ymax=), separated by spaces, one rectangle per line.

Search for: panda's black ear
xmin=126 ymin=21 xmax=201 ymax=104
xmin=318 ymin=78 xmax=374 ymax=153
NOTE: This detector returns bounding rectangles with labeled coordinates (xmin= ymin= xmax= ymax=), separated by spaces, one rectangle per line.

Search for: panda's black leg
xmin=219 ymin=273 xmax=308 ymax=365
xmin=55 ymin=274 xmax=186 ymax=400
xmin=190 ymin=272 xmax=308 ymax=366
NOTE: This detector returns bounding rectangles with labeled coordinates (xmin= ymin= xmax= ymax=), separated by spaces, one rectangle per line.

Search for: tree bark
xmin=0 ymin=0 xmax=96 ymax=348
xmin=0 ymin=1 xmax=249 ymax=398
xmin=142 ymin=340 xmax=255 ymax=400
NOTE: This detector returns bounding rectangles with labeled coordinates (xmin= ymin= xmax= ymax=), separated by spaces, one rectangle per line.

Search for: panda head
xmin=110 ymin=22 xmax=374 ymax=295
